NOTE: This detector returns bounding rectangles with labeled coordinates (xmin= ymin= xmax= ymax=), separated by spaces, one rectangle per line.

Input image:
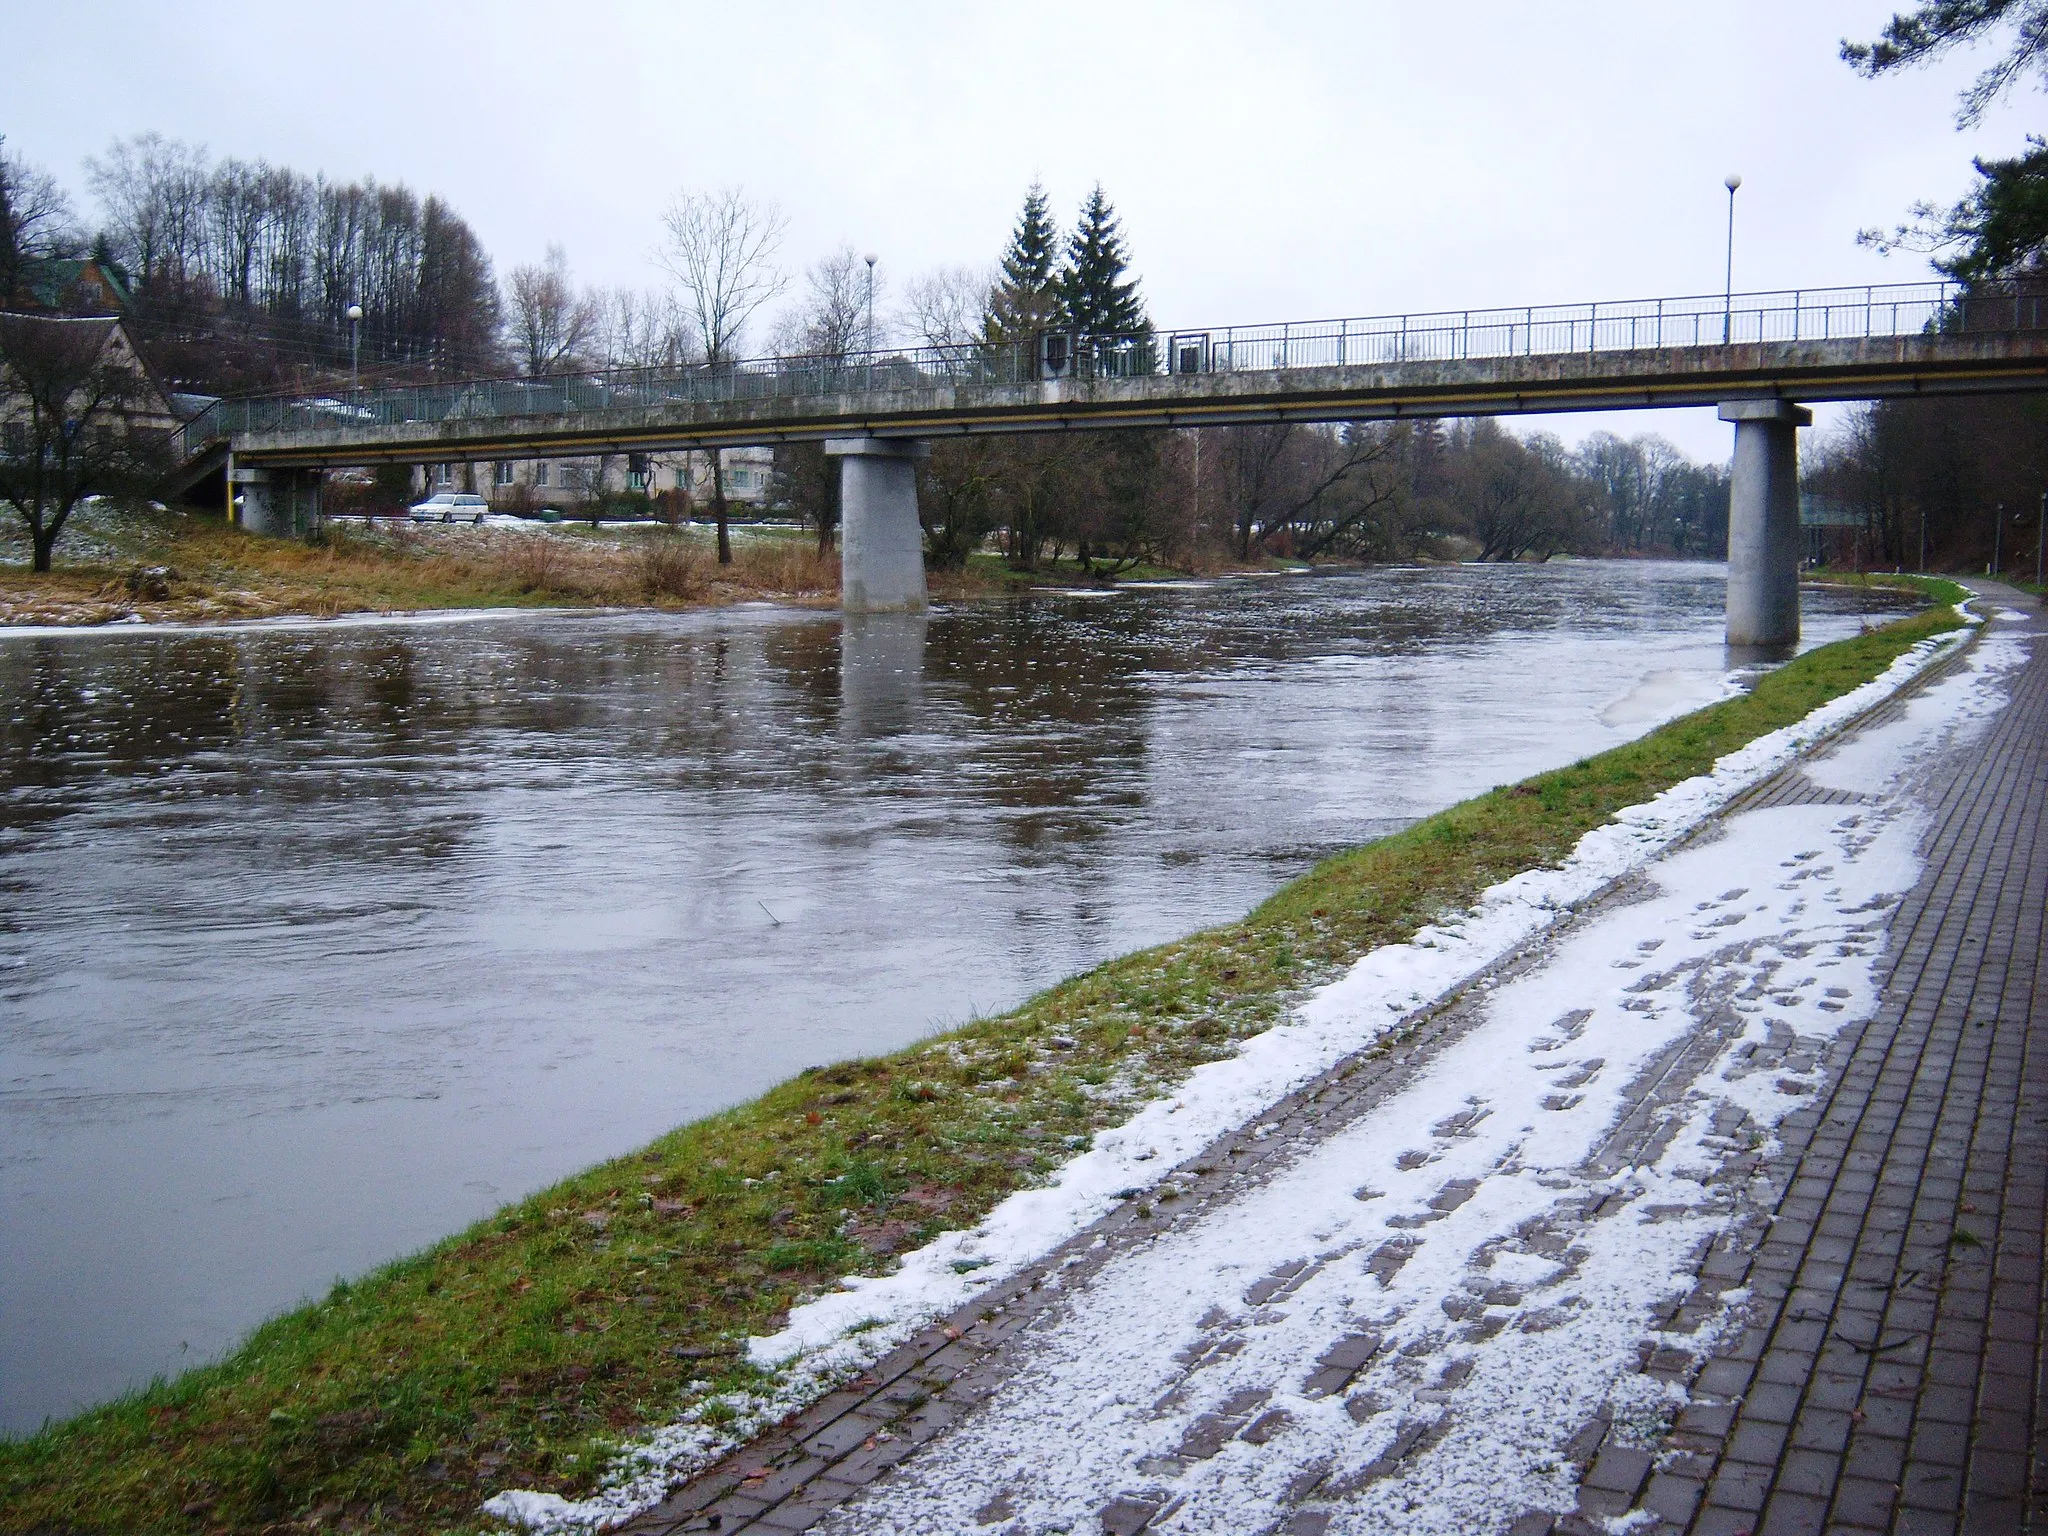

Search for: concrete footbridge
xmin=191 ymin=279 xmax=2048 ymax=644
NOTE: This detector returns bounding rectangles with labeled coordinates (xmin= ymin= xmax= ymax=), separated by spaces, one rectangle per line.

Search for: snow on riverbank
xmin=485 ymin=611 xmax=2001 ymax=1532
xmin=830 ymin=794 xmax=1914 ymax=1532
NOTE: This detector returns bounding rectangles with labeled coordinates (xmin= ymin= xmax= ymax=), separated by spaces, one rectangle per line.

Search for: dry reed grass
xmin=635 ymin=533 xmax=703 ymax=600
xmin=314 ymin=524 xmax=839 ymax=609
xmin=5 ymin=515 xmax=975 ymax=628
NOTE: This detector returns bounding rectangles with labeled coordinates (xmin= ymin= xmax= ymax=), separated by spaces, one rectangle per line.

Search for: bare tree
xmin=505 ymin=244 xmax=599 ymax=377
xmin=595 ymin=286 xmax=691 ymax=371
xmin=655 ymin=186 xmax=788 ymax=563
xmin=1445 ymin=420 xmax=1588 ymax=562
xmin=773 ymin=244 xmax=871 ymax=360
xmin=559 ymin=455 xmax=616 ymax=522
xmin=763 ymin=247 xmax=881 ymax=555
xmin=86 ymin=133 xmax=211 ymax=291
xmin=1 ymin=139 xmax=82 ymax=302
xmin=900 ymin=264 xmax=992 ymax=351
xmin=208 ymin=157 xmax=268 ymax=307
xmin=1576 ymin=431 xmax=1691 ymax=551
xmin=1216 ymin=423 xmax=1395 ymax=560
xmin=0 ymin=316 xmax=173 ymax=571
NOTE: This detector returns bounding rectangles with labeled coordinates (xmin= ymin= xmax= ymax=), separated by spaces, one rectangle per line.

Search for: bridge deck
xmin=201 ymin=281 xmax=2048 ymax=466
xmin=224 ymin=334 xmax=2048 ymax=466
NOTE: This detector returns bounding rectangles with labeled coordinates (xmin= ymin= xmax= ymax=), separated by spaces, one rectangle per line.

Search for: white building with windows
xmin=416 ymin=445 xmax=778 ymax=511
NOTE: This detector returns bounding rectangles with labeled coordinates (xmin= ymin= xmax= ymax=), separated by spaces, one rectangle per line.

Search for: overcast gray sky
xmin=3 ymin=1 xmax=2037 ymax=460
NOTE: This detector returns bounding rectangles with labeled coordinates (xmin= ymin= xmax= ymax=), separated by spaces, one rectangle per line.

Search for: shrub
xmin=637 ymin=534 xmax=701 ymax=600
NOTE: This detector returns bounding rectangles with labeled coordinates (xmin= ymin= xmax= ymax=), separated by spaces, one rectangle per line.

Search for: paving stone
xmin=1827 ymin=1473 xmax=1899 ymax=1529
xmin=1756 ymin=1488 xmax=1830 ymax=1535
xmin=1586 ymin=1444 xmax=1655 ymax=1494
xmin=1097 ymin=1493 xmax=1167 ymax=1534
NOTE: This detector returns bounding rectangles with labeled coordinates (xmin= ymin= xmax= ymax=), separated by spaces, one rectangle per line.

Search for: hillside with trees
xmin=3 ymin=132 xmax=502 ymax=395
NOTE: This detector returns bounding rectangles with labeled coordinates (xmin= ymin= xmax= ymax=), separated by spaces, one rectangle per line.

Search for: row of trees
xmin=883 ymin=417 xmax=1727 ymax=574
xmin=1818 ymin=6 xmax=2048 ymax=580
xmin=1808 ymin=394 xmax=2047 ymax=574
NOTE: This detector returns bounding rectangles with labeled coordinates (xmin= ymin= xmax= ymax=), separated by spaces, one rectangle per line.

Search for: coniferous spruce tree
xmin=1057 ymin=184 xmax=1148 ymax=340
xmin=985 ymin=181 xmax=1062 ymax=343
xmin=1054 ymin=185 xmax=1162 ymax=567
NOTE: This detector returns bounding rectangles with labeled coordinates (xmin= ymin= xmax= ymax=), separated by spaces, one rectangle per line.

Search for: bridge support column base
xmin=827 ymin=438 xmax=930 ymax=614
xmin=232 ymin=467 xmax=323 ymax=539
xmin=1719 ymin=400 xmax=1811 ymax=649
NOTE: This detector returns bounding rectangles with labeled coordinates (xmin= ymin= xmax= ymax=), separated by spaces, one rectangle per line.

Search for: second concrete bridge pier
xmin=1721 ymin=398 xmax=1812 ymax=649
xmin=827 ymin=437 xmax=930 ymax=615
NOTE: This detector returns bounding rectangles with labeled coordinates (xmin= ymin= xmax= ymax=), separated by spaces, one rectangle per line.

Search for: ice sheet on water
xmin=1596 ymin=666 xmax=1740 ymax=728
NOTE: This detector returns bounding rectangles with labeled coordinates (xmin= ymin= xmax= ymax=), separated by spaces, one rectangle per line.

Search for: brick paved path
xmin=614 ymin=588 xmax=2040 ymax=1536
xmin=1632 ymin=593 xmax=2047 ymax=1536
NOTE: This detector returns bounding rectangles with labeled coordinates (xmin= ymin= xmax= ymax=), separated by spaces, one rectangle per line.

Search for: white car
xmin=408 ymin=492 xmax=489 ymax=524
xmin=302 ymin=397 xmax=379 ymax=422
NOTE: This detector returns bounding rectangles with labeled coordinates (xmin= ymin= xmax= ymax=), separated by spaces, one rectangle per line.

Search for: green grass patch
xmin=1805 ymin=569 xmax=1972 ymax=610
xmin=0 ymin=594 xmax=1970 ymax=1535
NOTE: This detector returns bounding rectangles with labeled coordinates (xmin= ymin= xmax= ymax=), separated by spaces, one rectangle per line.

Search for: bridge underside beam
xmin=827 ymin=437 xmax=929 ymax=615
xmin=1721 ymin=399 xmax=1811 ymax=649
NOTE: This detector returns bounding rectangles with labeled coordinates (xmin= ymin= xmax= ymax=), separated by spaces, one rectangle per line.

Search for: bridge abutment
xmin=1719 ymin=400 xmax=1811 ymax=649
xmin=827 ymin=438 xmax=930 ymax=614
xmin=230 ymin=463 xmax=324 ymax=538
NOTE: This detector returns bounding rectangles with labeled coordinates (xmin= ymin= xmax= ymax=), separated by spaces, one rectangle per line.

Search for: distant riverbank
xmin=0 ymin=503 xmax=1276 ymax=629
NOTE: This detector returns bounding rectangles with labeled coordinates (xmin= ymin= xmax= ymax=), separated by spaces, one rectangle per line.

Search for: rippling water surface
xmin=0 ymin=563 xmax=1912 ymax=1431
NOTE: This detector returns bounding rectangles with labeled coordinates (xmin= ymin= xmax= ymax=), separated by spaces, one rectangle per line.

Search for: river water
xmin=0 ymin=562 xmax=1912 ymax=1433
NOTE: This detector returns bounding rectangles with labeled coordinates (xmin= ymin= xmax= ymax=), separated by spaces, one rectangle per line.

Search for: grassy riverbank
xmin=0 ymin=584 xmax=1969 ymax=1536
xmin=0 ymin=509 xmax=856 ymax=625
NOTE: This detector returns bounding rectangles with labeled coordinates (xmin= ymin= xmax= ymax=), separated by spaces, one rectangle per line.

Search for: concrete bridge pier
xmin=1719 ymin=400 xmax=1812 ymax=649
xmin=826 ymin=437 xmax=930 ymax=614
xmin=230 ymin=462 xmax=324 ymax=538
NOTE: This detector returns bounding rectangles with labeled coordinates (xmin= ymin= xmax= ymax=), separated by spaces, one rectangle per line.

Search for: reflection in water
xmin=0 ymin=564 xmax=1914 ymax=1431
xmin=840 ymin=614 xmax=928 ymax=735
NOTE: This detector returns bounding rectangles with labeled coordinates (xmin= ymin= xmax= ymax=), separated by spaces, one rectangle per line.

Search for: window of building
xmin=436 ymin=463 xmax=453 ymax=486
xmin=496 ymin=462 xmax=516 ymax=487
xmin=534 ymin=462 xmax=549 ymax=488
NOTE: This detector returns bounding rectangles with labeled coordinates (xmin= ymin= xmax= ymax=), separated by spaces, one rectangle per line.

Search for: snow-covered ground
xmin=486 ymin=607 xmax=2029 ymax=1533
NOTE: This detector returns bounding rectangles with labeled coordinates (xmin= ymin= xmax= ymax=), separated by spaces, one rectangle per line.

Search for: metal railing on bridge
xmin=182 ymin=279 xmax=2041 ymax=460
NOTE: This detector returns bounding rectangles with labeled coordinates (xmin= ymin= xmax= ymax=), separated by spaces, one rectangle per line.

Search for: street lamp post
xmin=863 ymin=254 xmax=877 ymax=353
xmin=863 ymin=253 xmax=878 ymax=392
xmin=2037 ymin=490 xmax=2045 ymax=589
xmin=1722 ymin=174 xmax=1742 ymax=345
xmin=1993 ymin=501 xmax=2004 ymax=576
xmin=347 ymin=303 xmax=363 ymax=396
